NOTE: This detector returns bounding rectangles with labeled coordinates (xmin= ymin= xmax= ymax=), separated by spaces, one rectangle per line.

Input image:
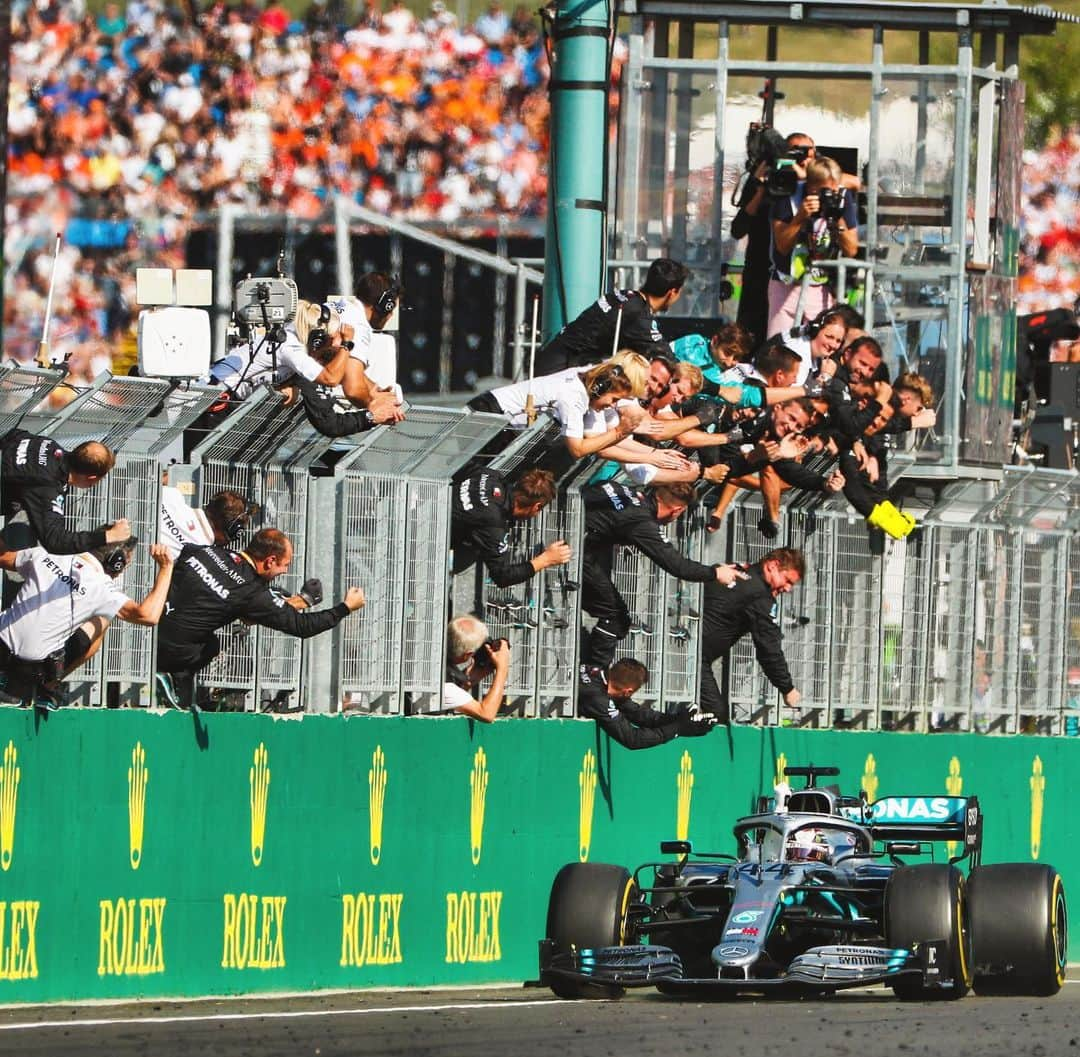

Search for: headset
xmin=588 ymin=363 xmax=627 ymax=398
xmin=375 ymin=276 xmax=403 ymax=318
xmin=225 ymin=502 xmax=261 ymax=542
xmin=101 ymin=537 xmax=137 ymax=576
xmin=802 ymin=307 xmax=846 ymax=340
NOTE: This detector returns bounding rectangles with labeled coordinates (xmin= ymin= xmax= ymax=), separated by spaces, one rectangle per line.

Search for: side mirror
xmin=660 ymin=839 xmax=692 ymax=856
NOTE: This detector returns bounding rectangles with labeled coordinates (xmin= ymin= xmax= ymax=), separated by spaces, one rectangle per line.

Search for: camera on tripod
xmin=234 ymin=276 xmax=299 ymax=327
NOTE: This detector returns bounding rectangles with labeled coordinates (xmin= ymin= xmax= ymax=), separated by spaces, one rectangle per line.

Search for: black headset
xmin=307 ymin=303 xmax=333 ymax=355
xmin=375 ymin=276 xmax=402 ymax=318
xmin=225 ymin=502 xmax=260 ymax=541
xmin=802 ymin=308 xmax=845 ymax=340
xmin=102 ymin=537 xmax=137 ymax=576
xmin=588 ymin=364 xmax=626 ymax=398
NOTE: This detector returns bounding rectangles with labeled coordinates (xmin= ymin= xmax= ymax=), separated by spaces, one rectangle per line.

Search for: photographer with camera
xmin=768 ymin=155 xmax=859 ymax=337
xmin=442 ymin=614 xmax=511 ymax=722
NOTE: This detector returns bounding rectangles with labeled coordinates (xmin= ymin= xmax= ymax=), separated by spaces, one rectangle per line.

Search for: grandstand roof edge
xmin=617 ymin=0 xmax=1076 ymax=35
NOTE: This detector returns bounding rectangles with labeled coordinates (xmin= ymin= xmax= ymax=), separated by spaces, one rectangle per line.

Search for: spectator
xmin=0 ymin=538 xmax=174 ymax=709
xmin=698 ymin=547 xmax=805 ymax=723
xmin=442 ymin=613 xmax=510 ymax=722
xmin=533 ymin=259 xmax=689 ymax=375
xmin=580 ymin=479 xmax=746 ymax=666
xmin=0 ymin=429 xmax=129 ymax=555
xmin=154 ymin=527 xmax=365 ymax=708
xmin=577 ymin=658 xmax=716 ymax=749
xmin=451 ymin=467 xmax=571 ymax=587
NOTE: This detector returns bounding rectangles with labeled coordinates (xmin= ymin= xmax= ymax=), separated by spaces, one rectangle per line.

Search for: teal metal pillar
xmin=542 ymin=0 xmax=612 ymax=339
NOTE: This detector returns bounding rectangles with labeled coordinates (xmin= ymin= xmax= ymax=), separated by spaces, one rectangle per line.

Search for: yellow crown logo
xmin=128 ymin=742 xmax=149 ymax=870
xmin=469 ymin=747 xmax=489 ymax=866
xmin=578 ymin=749 xmax=597 ymax=862
xmin=676 ymin=751 xmax=694 ymax=842
xmin=945 ymin=756 xmax=962 ymax=856
xmin=368 ymin=745 xmax=388 ymax=866
xmin=249 ymin=743 xmax=271 ymax=867
xmin=0 ymin=741 xmax=19 ymax=873
xmin=861 ymin=754 xmax=879 ymax=804
xmin=774 ymin=752 xmax=788 ymax=789
xmin=1031 ymin=756 xmax=1045 ymax=860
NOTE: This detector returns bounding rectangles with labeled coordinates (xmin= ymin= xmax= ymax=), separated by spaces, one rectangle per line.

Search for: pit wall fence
xmin=0 ymin=709 xmax=1075 ymax=1003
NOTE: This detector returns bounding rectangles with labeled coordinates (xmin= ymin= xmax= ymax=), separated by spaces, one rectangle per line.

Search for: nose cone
xmin=711 ymin=940 xmax=759 ymax=973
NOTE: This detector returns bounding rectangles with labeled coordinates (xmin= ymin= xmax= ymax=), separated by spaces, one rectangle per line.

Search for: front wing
xmin=540 ymin=941 xmax=949 ymax=994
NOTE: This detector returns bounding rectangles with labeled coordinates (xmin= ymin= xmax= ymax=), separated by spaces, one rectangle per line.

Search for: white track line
xmin=0 ymin=998 xmax=573 ymax=1033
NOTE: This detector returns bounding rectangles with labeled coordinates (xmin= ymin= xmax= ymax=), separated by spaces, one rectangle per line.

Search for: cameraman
xmin=442 ymin=614 xmax=511 ymax=723
xmin=768 ymin=156 xmax=859 ymax=337
xmin=732 ymin=159 xmax=772 ymax=346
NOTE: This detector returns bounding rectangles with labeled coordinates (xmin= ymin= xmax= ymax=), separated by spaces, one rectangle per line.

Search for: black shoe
xmin=758 ymin=517 xmax=780 ymax=540
xmin=867 ymin=526 xmax=886 ymax=556
xmin=33 ymin=687 xmax=64 ymax=712
xmin=155 ymin=672 xmax=182 ymax=709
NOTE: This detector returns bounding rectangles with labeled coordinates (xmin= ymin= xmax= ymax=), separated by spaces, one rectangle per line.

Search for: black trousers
xmin=698 ymin=626 xmax=732 ymax=724
xmin=581 ymin=547 xmax=630 ymax=668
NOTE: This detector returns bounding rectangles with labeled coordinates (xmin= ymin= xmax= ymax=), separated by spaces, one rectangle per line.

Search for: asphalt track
xmin=2 ymin=981 xmax=1079 ymax=1057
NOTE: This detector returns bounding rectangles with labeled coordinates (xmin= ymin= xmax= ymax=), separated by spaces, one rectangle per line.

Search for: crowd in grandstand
xmin=3 ymin=0 xmax=558 ymax=367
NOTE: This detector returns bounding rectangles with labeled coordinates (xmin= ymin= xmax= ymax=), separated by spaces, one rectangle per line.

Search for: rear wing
xmin=861 ymin=796 xmax=982 ymax=862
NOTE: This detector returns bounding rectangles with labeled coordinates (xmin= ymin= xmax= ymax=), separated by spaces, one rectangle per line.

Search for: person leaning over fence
xmin=442 ymin=614 xmax=511 ymax=722
xmin=0 ymin=538 xmax=174 ymax=710
xmin=467 ymin=361 xmax=659 ymax=460
xmin=158 ymin=484 xmax=259 ymax=557
xmin=577 ymin=659 xmax=717 ymax=750
xmin=0 ymin=428 xmax=130 ymax=555
xmin=698 ymin=547 xmax=805 ymax=724
xmin=580 ymin=480 xmax=747 ymax=667
xmin=451 ymin=468 xmax=570 ymax=587
xmin=154 ymin=527 xmax=365 ymax=709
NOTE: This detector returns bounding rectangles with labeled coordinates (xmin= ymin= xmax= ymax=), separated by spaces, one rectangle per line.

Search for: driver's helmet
xmin=785 ymin=827 xmax=831 ymax=863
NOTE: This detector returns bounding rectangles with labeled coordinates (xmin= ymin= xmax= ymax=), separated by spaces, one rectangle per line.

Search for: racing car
xmin=539 ymin=764 xmax=1068 ymax=999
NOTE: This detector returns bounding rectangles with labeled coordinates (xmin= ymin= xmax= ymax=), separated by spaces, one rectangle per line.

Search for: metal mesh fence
xmin=0 ymin=366 xmax=67 ymax=435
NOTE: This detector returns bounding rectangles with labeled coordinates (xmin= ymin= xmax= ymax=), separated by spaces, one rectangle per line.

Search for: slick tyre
xmin=886 ymin=864 xmax=972 ymax=1000
xmin=969 ymin=864 xmax=1067 ymax=996
xmin=545 ymin=863 xmax=637 ymax=999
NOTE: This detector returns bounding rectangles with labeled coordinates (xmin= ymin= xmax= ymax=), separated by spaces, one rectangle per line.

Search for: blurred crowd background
xmin=1 ymin=0 xmax=1075 ymax=383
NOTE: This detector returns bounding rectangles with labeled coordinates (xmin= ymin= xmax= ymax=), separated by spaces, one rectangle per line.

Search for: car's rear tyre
xmin=885 ymin=864 xmax=972 ymax=1000
xmin=545 ymin=862 xmax=637 ymax=999
xmin=969 ymin=863 xmax=1067 ymax=996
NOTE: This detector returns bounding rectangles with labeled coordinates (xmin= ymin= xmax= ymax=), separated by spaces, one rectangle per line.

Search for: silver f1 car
xmin=539 ymin=764 xmax=1068 ymax=999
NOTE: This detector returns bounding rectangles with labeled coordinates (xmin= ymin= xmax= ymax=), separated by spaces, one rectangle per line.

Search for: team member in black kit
xmin=577 ymin=659 xmax=717 ymax=749
xmin=0 ymin=429 xmax=130 ymax=553
xmin=155 ymin=527 xmax=365 ymax=707
xmin=451 ymin=468 xmax=571 ymax=587
xmin=581 ymin=480 xmax=746 ymax=667
xmin=698 ymin=547 xmax=805 ymax=723
xmin=534 ymin=259 xmax=689 ymax=375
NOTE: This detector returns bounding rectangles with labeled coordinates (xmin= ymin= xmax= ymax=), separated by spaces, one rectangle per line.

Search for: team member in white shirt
xmin=0 ymin=538 xmax=174 ymax=708
xmin=210 ymin=300 xmax=351 ymax=400
xmin=159 ymin=485 xmax=256 ymax=557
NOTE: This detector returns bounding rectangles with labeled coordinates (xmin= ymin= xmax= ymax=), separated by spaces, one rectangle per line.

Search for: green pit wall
xmin=0 ymin=710 xmax=1075 ymax=1002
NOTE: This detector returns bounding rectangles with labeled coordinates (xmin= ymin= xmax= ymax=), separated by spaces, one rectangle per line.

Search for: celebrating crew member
xmin=0 ymin=539 xmax=174 ymax=709
xmin=578 ymin=658 xmax=716 ymax=749
xmin=0 ymin=428 xmax=129 ymax=555
xmin=698 ymin=547 xmax=805 ymax=723
xmin=451 ymin=468 xmax=570 ymax=587
xmin=158 ymin=485 xmax=259 ymax=557
xmin=533 ymin=258 xmax=689 ymax=375
xmin=154 ymin=527 xmax=364 ymax=708
xmin=442 ymin=614 xmax=511 ymax=722
xmin=580 ymin=480 xmax=746 ymax=666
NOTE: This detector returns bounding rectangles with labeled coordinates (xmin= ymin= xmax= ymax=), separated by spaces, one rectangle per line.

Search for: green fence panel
xmin=0 ymin=711 xmax=1075 ymax=1002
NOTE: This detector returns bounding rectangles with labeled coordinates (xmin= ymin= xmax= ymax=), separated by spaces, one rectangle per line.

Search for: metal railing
xmin=0 ymin=367 xmax=1077 ymax=734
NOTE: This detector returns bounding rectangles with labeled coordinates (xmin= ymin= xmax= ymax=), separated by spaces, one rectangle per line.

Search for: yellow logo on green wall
xmin=368 ymin=745 xmax=387 ymax=867
xmin=676 ymin=751 xmax=693 ymax=842
xmin=579 ymin=749 xmax=597 ymax=863
xmin=250 ymin=743 xmax=271 ymax=867
xmin=774 ymin=752 xmax=787 ymax=789
xmin=862 ymin=754 xmax=879 ymax=804
xmin=1031 ymin=756 xmax=1045 ymax=860
xmin=0 ymin=741 xmax=18 ymax=872
xmin=128 ymin=742 xmax=149 ymax=870
xmin=470 ymin=748 xmax=488 ymax=866
xmin=945 ymin=756 xmax=962 ymax=857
